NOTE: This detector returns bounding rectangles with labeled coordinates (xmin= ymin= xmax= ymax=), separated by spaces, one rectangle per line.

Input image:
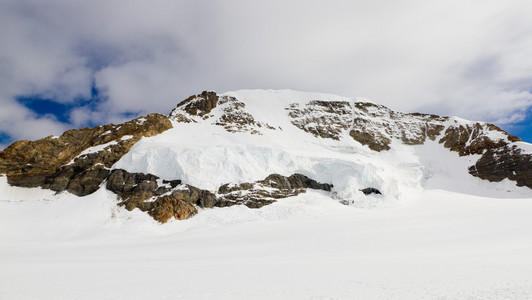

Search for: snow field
xmin=1 ymin=181 xmax=532 ymax=299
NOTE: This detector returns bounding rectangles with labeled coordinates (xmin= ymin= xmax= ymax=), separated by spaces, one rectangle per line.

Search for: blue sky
xmin=1 ymin=0 xmax=532 ymax=148
xmin=500 ymin=110 xmax=532 ymax=143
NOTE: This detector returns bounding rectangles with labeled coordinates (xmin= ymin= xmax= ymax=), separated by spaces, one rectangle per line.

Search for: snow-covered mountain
xmin=2 ymin=89 xmax=532 ymax=299
xmin=1 ymin=89 xmax=531 ymax=222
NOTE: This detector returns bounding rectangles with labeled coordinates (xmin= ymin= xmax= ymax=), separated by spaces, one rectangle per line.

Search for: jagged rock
xmin=287 ymin=101 xmax=352 ymax=140
xmin=214 ymin=96 xmax=275 ymax=134
xmin=169 ymin=186 xmax=218 ymax=208
xmin=217 ymin=173 xmax=333 ymax=208
xmin=171 ymin=93 xmax=275 ymax=135
xmin=218 ymin=182 xmax=254 ymax=194
xmin=468 ymin=147 xmax=532 ymax=188
xmin=66 ymin=169 xmax=110 ymax=196
xmin=439 ymin=122 xmax=520 ymax=156
xmin=1 ymin=113 xmax=172 ymax=192
xmin=287 ymin=100 xmax=447 ymax=151
xmin=259 ymin=173 xmax=333 ymax=191
xmin=435 ymin=121 xmax=532 ymax=189
xmin=149 ymin=194 xmax=198 ymax=223
xmin=349 ymin=102 xmax=447 ymax=151
xmin=106 ymin=169 xmax=163 ymax=202
xmin=360 ymin=187 xmax=382 ymax=195
xmin=172 ymin=91 xmax=219 ymax=117
xmin=349 ymin=130 xmax=392 ymax=151
xmin=163 ymin=179 xmax=181 ymax=188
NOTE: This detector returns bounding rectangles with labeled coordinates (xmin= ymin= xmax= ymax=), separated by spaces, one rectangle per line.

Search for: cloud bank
xmin=1 ymin=0 xmax=532 ymax=147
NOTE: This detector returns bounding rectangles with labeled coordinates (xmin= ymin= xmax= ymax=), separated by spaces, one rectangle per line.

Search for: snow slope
xmin=1 ymin=89 xmax=532 ymax=299
xmin=115 ymin=89 xmax=532 ymax=199
xmin=2 ymin=179 xmax=532 ymax=299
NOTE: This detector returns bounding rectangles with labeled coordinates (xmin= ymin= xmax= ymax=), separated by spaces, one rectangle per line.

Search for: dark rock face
xmin=349 ymin=102 xmax=447 ymax=152
xmin=66 ymin=169 xmax=111 ymax=196
xmin=217 ymin=173 xmax=333 ymax=208
xmin=214 ymin=96 xmax=276 ymax=134
xmin=435 ymin=121 xmax=532 ymax=189
xmin=149 ymin=194 xmax=198 ymax=223
xmin=287 ymin=100 xmax=447 ymax=151
xmin=287 ymin=101 xmax=352 ymax=140
xmin=172 ymin=91 xmax=219 ymax=117
xmin=105 ymin=171 xmax=333 ymax=222
xmin=468 ymin=147 xmax=532 ymax=188
xmin=286 ymin=98 xmax=531 ymax=189
xmin=106 ymin=169 xmax=218 ymax=222
xmin=260 ymin=173 xmax=333 ymax=191
xmin=0 ymin=113 xmax=173 ymax=195
xmin=171 ymin=92 xmax=276 ymax=135
xmin=439 ymin=123 xmax=520 ymax=156
xmin=360 ymin=187 xmax=382 ymax=195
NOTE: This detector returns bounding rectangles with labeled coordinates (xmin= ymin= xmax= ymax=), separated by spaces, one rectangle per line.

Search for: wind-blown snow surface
xmin=2 ymin=89 xmax=532 ymax=299
xmin=2 ymin=179 xmax=532 ymax=299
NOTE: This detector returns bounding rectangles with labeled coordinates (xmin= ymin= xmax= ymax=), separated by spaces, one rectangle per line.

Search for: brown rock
xmin=149 ymin=194 xmax=198 ymax=223
xmin=172 ymin=91 xmax=219 ymax=117
xmin=0 ymin=113 xmax=172 ymax=193
xmin=469 ymin=148 xmax=532 ymax=188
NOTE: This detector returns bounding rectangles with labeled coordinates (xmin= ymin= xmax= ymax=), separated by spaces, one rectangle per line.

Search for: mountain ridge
xmin=1 ymin=89 xmax=531 ymax=222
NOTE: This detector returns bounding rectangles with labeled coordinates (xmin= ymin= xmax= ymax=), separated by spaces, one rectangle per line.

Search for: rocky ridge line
xmin=0 ymin=113 xmax=173 ymax=195
xmin=170 ymin=91 xmax=276 ymax=134
xmin=286 ymin=98 xmax=531 ymax=189
xmin=106 ymin=169 xmax=334 ymax=222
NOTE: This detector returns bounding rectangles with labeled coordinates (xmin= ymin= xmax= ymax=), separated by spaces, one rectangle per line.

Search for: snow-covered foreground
xmin=2 ymin=181 xmax=532 ymax=299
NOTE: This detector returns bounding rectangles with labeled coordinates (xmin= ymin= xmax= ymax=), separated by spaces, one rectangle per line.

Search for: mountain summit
xmin=1 ymin=89 xmax=531 ymax=222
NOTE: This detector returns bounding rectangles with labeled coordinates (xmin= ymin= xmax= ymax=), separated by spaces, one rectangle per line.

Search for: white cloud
xmin=1 ymin=0 xmax=532 ymax=145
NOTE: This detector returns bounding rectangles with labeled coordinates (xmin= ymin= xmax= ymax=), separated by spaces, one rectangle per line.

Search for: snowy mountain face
xmin=1 ymin=89 xmax=531 ymax=222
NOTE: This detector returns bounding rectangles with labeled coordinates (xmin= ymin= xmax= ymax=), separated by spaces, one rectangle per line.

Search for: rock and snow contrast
xmin=1 ymin=89 xmax=532 ymax=299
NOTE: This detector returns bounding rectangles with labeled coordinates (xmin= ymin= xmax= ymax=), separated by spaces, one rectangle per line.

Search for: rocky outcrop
xmin=286 ymin=98 xmax=531 ymax=189
xmin=149 ymin=194 xmax=198 ymax=223
xmin=349 ymin=103 xmax=447 ymax=151
xmin=106 ymin=169 xmax=216 ymax=222
xmin=214 ymin=96 xmax=276 ymax=134
xmin=217 ymin=173 xmax=333 ymax=208
xmin=0 ymin=113 xmax=172 ymax=195
xmin=172 ymin=90 xmax=219 ymax=117
xmin=103 ymin=171 xmax=333 ymax=222
xmin=439 ymin=122 xmax=520 ymax=156
xmin=360 ymin=187 xmax=382 ymax=195
xmin=287 ymin=100 xmax=447 ymax=150
xmin=468 ymin=146 xmax=532 ymax=188
xmin=171 ymin=92 xmax=276 ymax=135
xmin=287 ymin=101 xmax=352 ymax=140
xmin=433 ymin=120 xmax=532 ymax=189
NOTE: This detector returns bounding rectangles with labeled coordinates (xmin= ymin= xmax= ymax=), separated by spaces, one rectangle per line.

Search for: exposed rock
xmin=214 ymin=96 xmax=275 ymax=134
xmin=106 ymin=169 xmax=163 ymax=203
xmin=360 ymin=187 xmax=382 ymax=195
xmin=149 ymin=194 xmax=198 ymax=223
xmin=349 ymin=130 xmax=392 ymax=152
xmin=174 ymin=91 xmax=219 ymax=117
xmin=171 ymin=93 xmax=276 ymax=135
xmin=66 ymin=169 xmax=110 ymax=196
xmin=287 ymin=101 xmax=352 ymax=140
xmin=468 ymin=147 xmax=532 ymax=188
xmin=169 ymin=185 xmax=218 ymax=208
xmin=259 ymin=173 xmax=333 ymax=191
xmin=217 ymin=173 xmax=333 ymax=208
xmin=106 ymin=169 xmax=217 ymax=222
xmin=287 ymin=100 xmax=447 ymax=151
xmin=434 ymin=121 xmax=532 ymax=189
xmin=349 ymin=102 xmax=447 ymax=152
xmin=0 ymin=113 xmax=172 ymax=193
xmin=439 ymin=122 xmax=520 ymax=156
